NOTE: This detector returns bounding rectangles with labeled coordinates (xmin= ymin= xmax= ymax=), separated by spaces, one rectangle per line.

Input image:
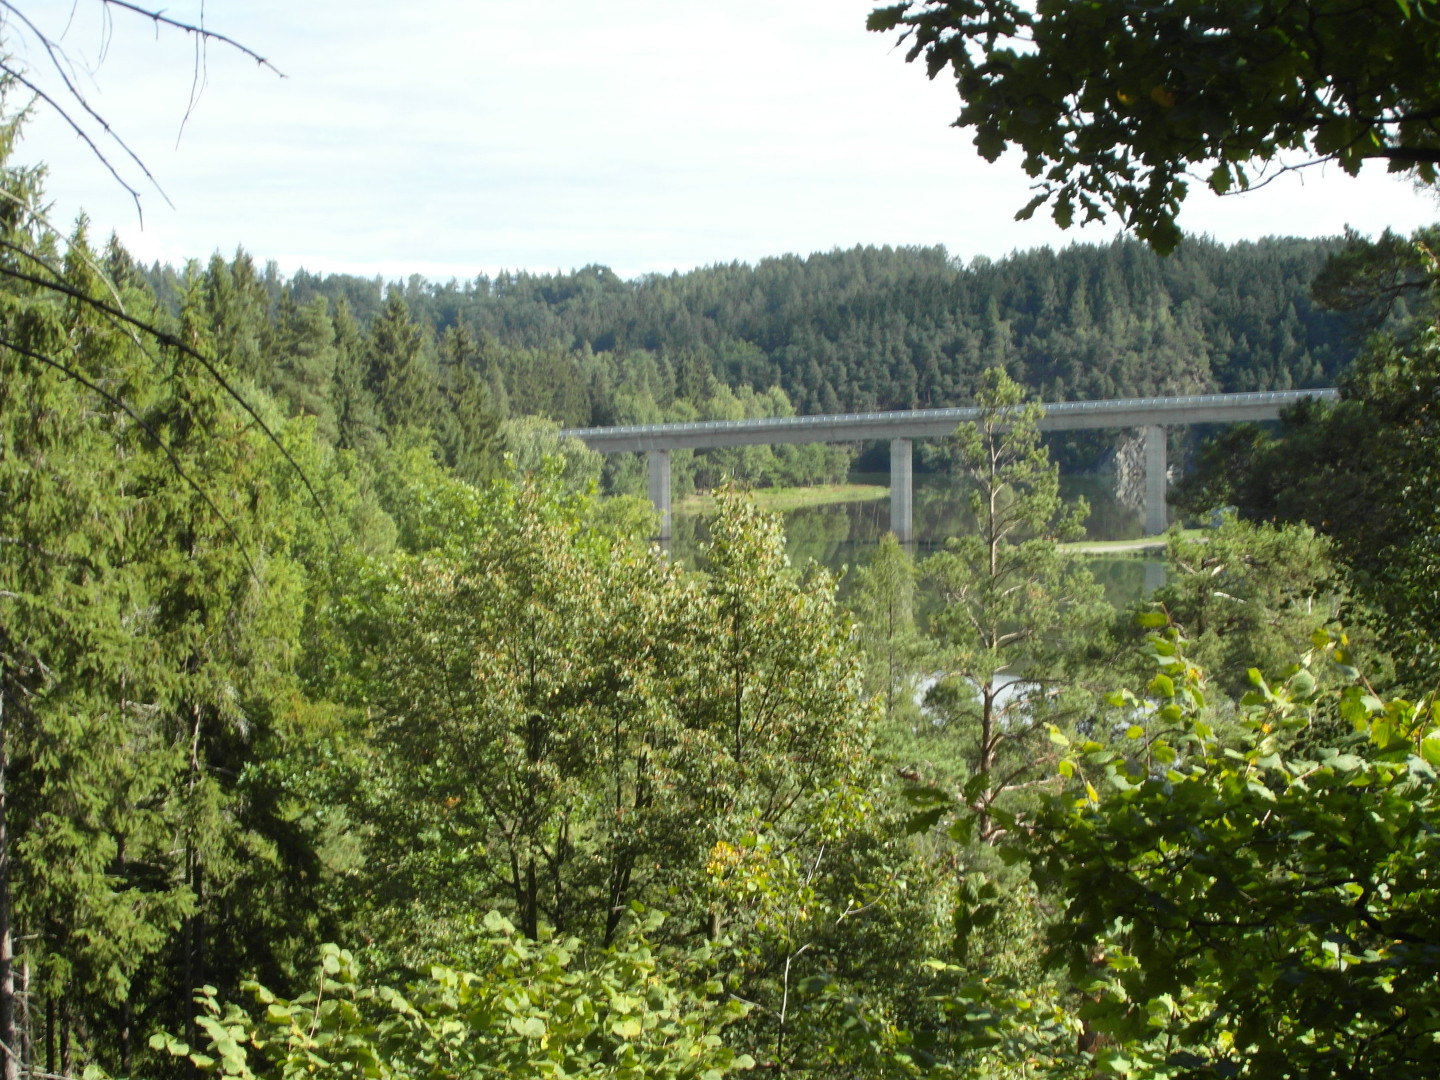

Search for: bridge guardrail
xmin=561 ymin=389 xmax=1339 ymax=446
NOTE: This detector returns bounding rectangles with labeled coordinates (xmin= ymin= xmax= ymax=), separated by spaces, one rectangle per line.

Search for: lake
xmin=670 ymin=471 xmax=1167 ymax=611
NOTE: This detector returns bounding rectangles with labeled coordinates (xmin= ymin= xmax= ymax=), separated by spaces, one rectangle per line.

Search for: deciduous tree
xmin=870 ymin=0 xmax=1440 ymax=251
xmin=1173 ymin=299 xmax=1440 ymax=687
xmin=1026 ymin=632 xmax=1440 ymax=1079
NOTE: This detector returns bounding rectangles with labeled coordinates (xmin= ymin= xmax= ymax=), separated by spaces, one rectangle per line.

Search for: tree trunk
xmin=524 ymin=858 xmax=538 ymax=939
xmin=975 ymin=681 xmax=1000 ymax=842
xmin=17 ymin=960 xmax=28 ymax=1077
xmin=120 ymin=996 xmax=131 ymax=1076
xmin=184 ymin=700 xmax=205 ymax=1058
xmin=183 ymin=844 xmax=205 ymax=1057
xmin=0 ymin=684 xmax=19 ymax=1080
xmin=45 ymin=996 xmax=54 ymax=1078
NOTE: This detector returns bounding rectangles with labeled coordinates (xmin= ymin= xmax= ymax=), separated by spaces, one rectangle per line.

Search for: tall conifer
xmin=330 ymin=297 xmax=382 ymax=451
xmin=366 ymin=292 xmax=440 ymax=434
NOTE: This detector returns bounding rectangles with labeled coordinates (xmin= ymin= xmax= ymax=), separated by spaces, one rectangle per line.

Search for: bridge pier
xmin=890 ymin=438 xmax=913 ymax=544
xmin=562 ymin=391 xmax=1338 ymax=546
xmin=648 ymin=449 xmax=671 ymax=543
xmin=1143 ymin=424 xmax=1167 ymax=535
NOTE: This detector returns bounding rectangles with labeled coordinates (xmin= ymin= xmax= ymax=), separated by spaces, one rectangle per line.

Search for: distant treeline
xmin=141 ymin=236 xmax=1360 ymax=492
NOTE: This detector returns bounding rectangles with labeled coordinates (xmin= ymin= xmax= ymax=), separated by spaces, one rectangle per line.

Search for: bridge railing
xmin=562 ymin=388 xmax=1338 ymax=445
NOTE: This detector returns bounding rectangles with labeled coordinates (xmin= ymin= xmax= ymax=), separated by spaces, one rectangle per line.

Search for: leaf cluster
xmin=871 ymin=0 xmax=1440 ymax=252
xmin=156 ymin=922 xmax=753 ymax=1080
xmin=1009 ymin=631 xmax=1440 ymax=1078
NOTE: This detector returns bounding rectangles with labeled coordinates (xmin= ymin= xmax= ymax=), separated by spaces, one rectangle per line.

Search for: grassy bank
xmin=1060 ymin=529 xmax=1206 ymax=555
xmin=674 ymin=483 xmax=889 ymax=515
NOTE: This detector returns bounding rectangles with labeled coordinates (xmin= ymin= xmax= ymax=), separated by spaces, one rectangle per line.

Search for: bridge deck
xmin=561 ymin=389 xmax=1338 ymax=453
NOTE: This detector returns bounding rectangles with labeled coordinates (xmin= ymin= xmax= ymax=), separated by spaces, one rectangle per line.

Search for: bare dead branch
xmin=0 ymin=1 xmax=283 ymax=220
xmin=0 ymin=0 xmax=170 ymax=217
xmin=0 ymin=59 xmax=146 ymax=218
xmin=177 ymin=4 xmax=205 ymax=144
xmin=100 ymin=0 xmax=284 ymax=77
xmin=0 ymin=183 xmax=136 ymax=319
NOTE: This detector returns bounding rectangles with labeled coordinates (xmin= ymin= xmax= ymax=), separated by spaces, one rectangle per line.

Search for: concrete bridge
xmin=561 ymin=388 xmax=1338 ymax=542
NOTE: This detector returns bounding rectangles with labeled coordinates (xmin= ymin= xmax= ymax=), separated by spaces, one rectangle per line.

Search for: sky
xmin=6 ymin=0 xmax=1438 ymax=283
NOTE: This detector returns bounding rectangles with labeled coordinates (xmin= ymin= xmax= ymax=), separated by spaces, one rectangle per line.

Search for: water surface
xmin=671 ymin=472 xmax=1166 ymax=610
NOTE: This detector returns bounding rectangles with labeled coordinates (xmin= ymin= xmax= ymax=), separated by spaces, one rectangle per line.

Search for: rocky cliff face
xmin=1101 ymin=430 xmax=1148 ymax=512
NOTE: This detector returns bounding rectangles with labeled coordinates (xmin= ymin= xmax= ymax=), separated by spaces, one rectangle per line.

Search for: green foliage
xmin=148 ymin=237 xmax=1350 ymax=433
xmin=1012 ymin=631 xmax=1440 ymax=1078
xmin=682 ymin=492 xmax=873 ymax=841
xmin=1142 ymin=517 xmax=1354 ymax=699
xmin=1309 ymin=225 xmax=1440 ymax=333
xmin=350 ymin=470 xmax=879 ymax=977
xmin=333 ymin=468 xmax=935 ymax=1078
xmin=500 ymin=415 xmax=604 ymax=492
xmin=641 ymin=494 xmax=932 ymax=1079
xmin=434 ymin=321 xmax=506 ymax=483
xmin=1 ymin=205 xmax=199 ymax=1056
xmin=183 ymin=251 xmax=271 ymax=384
xmin=849 ymin=533 xmax=926 ymax=727
xmin=156 ymin=918 xmax=753 ymax=1080
xmin=1175 ymin=281 xmax=1440 ymax=686
xmin=365 ymin=292 xmax=441 ymax=435
xmin=361 ymin=466 xmax=676 ymax=948
xmin=900 ymin=632 xmax=1440 ymax=1078
xmin=9 ymin=34 xmax=1428 ymax=1077
xmin=271 ymin=289 xmax=339 ymax=443
xmin=871 ymin=0 xmax=1440 ymax=252
xmin=920 ymin=370 xmax=1109 ymax=838
xmin=330 ymin=297 xmax=383 ymax=452
xmin=0 ymin=182 xmax=367 ymax=1073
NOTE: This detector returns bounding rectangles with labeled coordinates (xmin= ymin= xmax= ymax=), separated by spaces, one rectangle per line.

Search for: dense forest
xmin=134 ymin=235 xmax=1360 ymax=497
xmin=5 ymin=0 xmax=1440 ymax=1073
xmin=4 ymin=131 xmax=1440 ymax=1080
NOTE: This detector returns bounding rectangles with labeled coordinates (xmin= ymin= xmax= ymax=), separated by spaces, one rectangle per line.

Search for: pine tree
xmin=922 ymin=369 xmax=1109 ymax=841
xmin=0 ymin=210 xmax=223 ymax=1077
xmin=366 ymin=292 xmax=440 ymax=435
xmin=849 ymin=534 xmax=926 ymax=728
xmin=196 ymin=250 xmax=271 ymax=384
xmin=436 ymin=322 xmax=504 ymax=483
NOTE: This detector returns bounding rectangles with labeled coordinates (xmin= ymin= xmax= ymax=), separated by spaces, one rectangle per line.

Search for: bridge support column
xmin=890 ymin=438 xmax=913 ymax=544
xmin=647 ymin=449 xmax=671 ymax=543
xmin=1143 ymin=424 xmax=1167 ymax=535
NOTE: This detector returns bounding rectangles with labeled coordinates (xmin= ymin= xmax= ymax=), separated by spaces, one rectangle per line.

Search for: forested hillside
xmin=10 ymin=0 xmax=1440 ymax=1073
xmin=137 ymin=237 xmax=1357 ymax=498
xmin=148 ymin=236 xmax=1350 ymax=421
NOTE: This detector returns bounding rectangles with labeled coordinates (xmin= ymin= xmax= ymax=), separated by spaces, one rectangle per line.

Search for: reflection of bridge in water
xmin=562 ymin=389 xmax=1338 ymax=543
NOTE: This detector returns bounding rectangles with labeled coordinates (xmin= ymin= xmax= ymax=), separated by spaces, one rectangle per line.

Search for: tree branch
xmin=0 ymin=1 xmax=285 ymax=219
xmin=100 ymin=1 xmax=284 ymax=76
xmin=0 ymin=333 xmax=261 ymax=582
xmin=0 ymin=244 xmax=336 ymax=542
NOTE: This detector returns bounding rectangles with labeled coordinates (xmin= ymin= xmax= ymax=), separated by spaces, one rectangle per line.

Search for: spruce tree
xmin=271 ymin=289 xmax=339 ymax=443
xmin=330 ymin=297 xmax=382 ymax=452
xmin=436 ymin=322 xmax=504 ymax=483
xmin=365 ymin=292 xmax=441 ymax=435
xmin=196 ymin=250 xmax=270 ymax=384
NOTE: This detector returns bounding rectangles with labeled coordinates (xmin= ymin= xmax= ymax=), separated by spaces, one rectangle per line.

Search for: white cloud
xmin=7 ymin=0 xmax=1436 ymax=280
